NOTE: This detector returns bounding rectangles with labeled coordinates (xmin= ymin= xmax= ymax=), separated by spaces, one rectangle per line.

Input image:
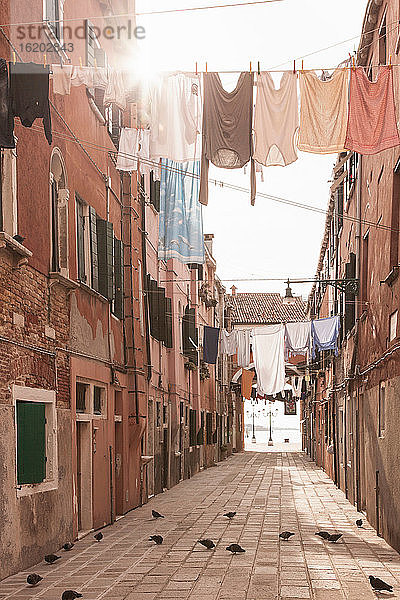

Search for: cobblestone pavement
xmin=3 ymin=451 xmax=400 ymax=600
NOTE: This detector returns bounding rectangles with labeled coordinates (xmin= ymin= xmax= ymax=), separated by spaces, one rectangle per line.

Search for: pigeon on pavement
xmin=328 ymin=533 xmax=343 ymax=543
xmin=226 ymin=544 xmax=245 ymax=554
xmin=369 ymin=575 xmax=393 ymax=592
xmin=356 ymin=519 xmax=363 ymax=528
xmin=224 ymin=512 xmax=236 ymax=519
xmin=62 ymin=592 xmax=83 ymax=600
xmin=149 ymin=535 xmax=163 ymax=545
xmin=152 ymin=510 xmax=164 ymax=519
xmin=279 ymin=531 xmax=295 ymax=540
xmin=315 ymin=531 xmax=330 ymax=540
xmin=198 ymin=539 xmax=215 ymax=549
xmin=63 ymin=542 xmax=74 ymax=551
xmin=27 ymin=574 xmax=43 ymax=586
xmin=94 ymin=532 xmax=103 ymax=542
xmin=44 ymin=554 xmax=61 ymax=564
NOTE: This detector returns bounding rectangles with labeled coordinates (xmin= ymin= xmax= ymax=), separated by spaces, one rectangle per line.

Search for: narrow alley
xmin=3 ymin=450 xmax=400 ymax=600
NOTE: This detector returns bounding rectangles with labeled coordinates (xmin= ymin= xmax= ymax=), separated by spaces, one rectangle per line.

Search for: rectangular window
xmin=344 ymin=253 xmax=356 ymax=334
xmin=93 ymin=386 xmax=103 ymax=415
xmin=76 ymin=382 xmax=88 ymax=413
xmin=16 ymin=401 xmax=46 ymax=485
xmin=76 ymin=196 xmax=87 ymax=283
xmin=189 ymin=409 xmax=197 ymax=446
xmin=206 ymin=412 xmax=213 ymax=445
xmin=14 ymin=386 xmax=58 ymax=496
xmin=45 ymin=0 xmax=61 ymax=41
xmin=390 ymin=310 xmax=398 ymax=342
xmin=156 ymin=402 xmax=161 ymax=428
xmin=379 ymin=383 xmax=385 ymax=437
xmin=197 ymin=411 xmax=204 ymax=445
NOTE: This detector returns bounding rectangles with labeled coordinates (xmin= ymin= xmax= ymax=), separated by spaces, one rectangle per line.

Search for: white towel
xmin=252 ymin=325 xmax=285 ymax=396
xmin=236 ymin=329 xmax=251 ymax=368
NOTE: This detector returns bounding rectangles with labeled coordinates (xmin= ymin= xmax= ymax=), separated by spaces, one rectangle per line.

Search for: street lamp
xmin=251 ymin=400 xmax=257 ymax=443
xmin=267 ymin=402 xmax=279 ymax=446
xmin=282 ymin=277 xmax=359 ymax=305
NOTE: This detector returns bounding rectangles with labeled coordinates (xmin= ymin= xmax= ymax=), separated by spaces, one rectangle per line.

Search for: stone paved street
xmin=3 ymin=451 xmax=400 ymax=600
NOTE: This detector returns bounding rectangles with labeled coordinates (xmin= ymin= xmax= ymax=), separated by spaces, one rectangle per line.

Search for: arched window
xmin=50 ymin=149 xmax=69 ymax=276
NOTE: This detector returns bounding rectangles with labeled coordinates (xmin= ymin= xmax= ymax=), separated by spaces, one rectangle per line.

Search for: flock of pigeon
xmin=24 ymin=512 xmax=394 ymax=596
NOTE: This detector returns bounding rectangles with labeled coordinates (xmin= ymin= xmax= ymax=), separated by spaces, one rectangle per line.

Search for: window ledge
xmin=380 ymin=266 xmax=400 ymax=287
xmin=79 ymin=282 xmax=109 ymax=303
xmin=49 ymin=271 xmax=79 ymax=289
xmin=0 ymin=232 xmax=32 ymax=258
xmin=17 ymin=479 xmax=58 ymax=498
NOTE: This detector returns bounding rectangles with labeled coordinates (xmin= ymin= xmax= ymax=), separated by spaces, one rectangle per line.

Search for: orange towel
xmin=241 ymin=369 xmax=254 ymax=400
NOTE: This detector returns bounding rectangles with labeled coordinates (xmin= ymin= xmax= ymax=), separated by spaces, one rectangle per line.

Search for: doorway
xmin=76 ymin=421 xmax=92 ymax=532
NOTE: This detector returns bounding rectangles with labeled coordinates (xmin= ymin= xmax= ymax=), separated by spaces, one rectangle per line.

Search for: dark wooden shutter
xmin=165 ymin=297 xmax=173 ymax=348
xmin=111 ymin=105 xmax=122 ymax=149
xmin=97 ymin=218 xmax=114 ymax=300
xmin=113 ymin=236 xmax=123 ymax=319
xmin=89 ymin=206 xmax=98 ymax=291
xmin=150 ymin=171 xmax=160 ymax=212
xmin=344 ymin=252 xmax=356 ymax=334
xmin=17 ymin=401 xmax=46 ymax=485
xmin=76 ymin=197 xmax=86 ymax=282
xmin=147 ymin=277 xmax=160 ymax=340
xmin=46 ymin=0 xmax=60 ymax=39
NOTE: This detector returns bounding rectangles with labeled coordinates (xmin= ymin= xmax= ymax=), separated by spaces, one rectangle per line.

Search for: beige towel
xmin=51 ymin=64 xmax=73 ymax=95
xmin=298 ymin=68 xmax=349 ymax=154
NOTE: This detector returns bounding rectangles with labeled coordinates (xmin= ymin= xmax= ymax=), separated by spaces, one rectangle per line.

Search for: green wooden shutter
xmin=89 ymin=206 xmax=98 ymax=291
xmin=159 ymin=287 xmax=167 ymax=344
xmin=17 ymin=401 xmax=46 ymax=485
xmin=97 ymin=218 xmax=114 ymax=300
xmin=76 ymin=197 xmax=86 ymax=282
xmin=148 ymin=278 xmax=160 ymax=340
xmin=165 ymin=297 xmax=173 ymax=348
xmin=113 ymin=236 xmax=123 ymax=320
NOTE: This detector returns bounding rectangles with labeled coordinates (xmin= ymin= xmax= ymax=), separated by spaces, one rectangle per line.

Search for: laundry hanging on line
xmin=284 ymin=321 xmax=312 ymax=358
xmin=199 ymin=71 xmax=255 ymax=206
xmin=345 ymin=66 xmax=400 ymax=155
xmin=311 ymin=315 xmax=340 ymax=358
xmin=117 ymin=127 xmax=153 ymax=175
xmin=158 ymin=158 xmax=205 ymax=264
xmin=252 ymin=324 xmax=286 ymax=396
xmin=241 ymin=368 xmax=255 ymax=400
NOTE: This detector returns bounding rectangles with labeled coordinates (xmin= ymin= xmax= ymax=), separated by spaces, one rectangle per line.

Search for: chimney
xmin=204 ymin=233 xmax=214 ymax=256
xmin=231 ymin=285 xmax=237 ymax=297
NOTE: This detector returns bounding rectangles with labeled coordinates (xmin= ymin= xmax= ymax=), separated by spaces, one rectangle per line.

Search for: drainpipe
xmin=354 ymin=154 xmax=362 ymax=510
xmin=140 ymin=180 xmax=152 ymax=383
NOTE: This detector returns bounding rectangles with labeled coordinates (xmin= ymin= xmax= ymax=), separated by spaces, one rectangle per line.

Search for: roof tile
xmin=227 ymin=293 xmax=307 ymax=325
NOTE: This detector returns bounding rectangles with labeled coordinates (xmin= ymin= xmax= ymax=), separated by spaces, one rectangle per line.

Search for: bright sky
xmin=135 ymin=0 xmax=368 ymax=299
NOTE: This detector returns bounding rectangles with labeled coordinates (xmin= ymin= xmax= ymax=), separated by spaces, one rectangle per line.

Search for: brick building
xmin=306 ymin=0 xmax=400 ymax=553
xmin=0 ymin=0 xmax=235 ymax=579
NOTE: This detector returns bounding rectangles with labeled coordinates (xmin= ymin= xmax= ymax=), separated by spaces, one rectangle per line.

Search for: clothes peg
xmin=12 ymin=51 xmax=16 ymax=64
xmin=249 ymin=61 xmax=252 ymax=73
xmin=195 ymin=61 xmax=198 ymax=75
xmin=257 ymin=61 xmax=260 ymax=75
xmin=389 ymin=55 xmax=392 ymax=68
xmin=205 ymin=62 xmax=208 ymax=73
xmin=79 ymin=56 xmax=83 ymax=69
xmin=293 ymin=59 xmax=296 ymax=74
xmin=43 ymin=53 xmax=46 ymax=68
xmin=301 ymin=59 xmax=304 ymax=72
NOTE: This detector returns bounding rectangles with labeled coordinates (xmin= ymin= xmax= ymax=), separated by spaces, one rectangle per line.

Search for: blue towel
xmin=203 ymin=326 xmax=220 ymax=364
xmin=158 ymin=159 xmax=205 ymax=264
xmin=312 ymin=315 xmax=340 ymax=358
